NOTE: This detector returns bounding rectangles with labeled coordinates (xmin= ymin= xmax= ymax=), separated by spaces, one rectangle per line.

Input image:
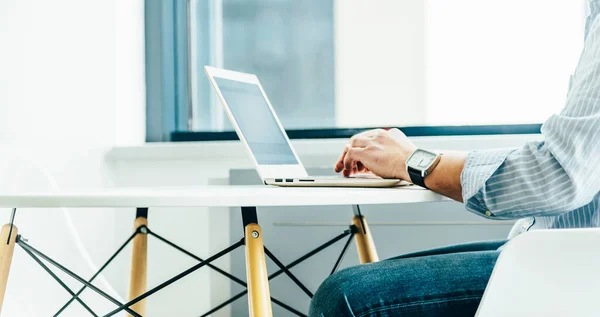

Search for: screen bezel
xmin=204 ymin=66 xmax=309 ymax=180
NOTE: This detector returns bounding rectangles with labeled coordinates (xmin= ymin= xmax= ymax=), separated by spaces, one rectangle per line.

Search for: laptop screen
xmin=214 ymin=77 xmax=299 ymax=165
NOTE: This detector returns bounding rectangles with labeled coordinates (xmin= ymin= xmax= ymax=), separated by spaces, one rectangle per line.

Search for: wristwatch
xmin=405 ymin=149 xmax=442 ymax=189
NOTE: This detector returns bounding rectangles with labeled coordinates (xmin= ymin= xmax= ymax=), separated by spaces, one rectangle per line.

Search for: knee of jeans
xmin=309 ymin=267 xmax=360 ymax=317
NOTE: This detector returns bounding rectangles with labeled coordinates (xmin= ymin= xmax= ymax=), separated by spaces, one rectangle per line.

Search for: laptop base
xmin=264 ymin=177 xmax=409 ymax=188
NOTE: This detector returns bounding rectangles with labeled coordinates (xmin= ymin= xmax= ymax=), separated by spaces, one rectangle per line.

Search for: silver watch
xmin=405 ymin=149 xmax=442 ymax=188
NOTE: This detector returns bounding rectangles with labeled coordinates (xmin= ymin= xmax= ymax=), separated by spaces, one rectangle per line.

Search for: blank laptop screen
xmin=214 ymin=77 xmax=299 ymax=165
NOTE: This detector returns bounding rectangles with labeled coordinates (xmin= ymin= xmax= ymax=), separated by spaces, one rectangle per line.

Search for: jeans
xmin=309 ymin=240 xmax=507 ymax=317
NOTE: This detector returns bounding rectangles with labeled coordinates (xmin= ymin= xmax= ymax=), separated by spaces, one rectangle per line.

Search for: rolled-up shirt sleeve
xmin=460 ymin=18 xmax=600 ymax=220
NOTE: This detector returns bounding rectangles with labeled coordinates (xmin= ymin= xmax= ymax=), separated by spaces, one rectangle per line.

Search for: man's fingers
xmin=342 ymin=167 xmax=355 ymax=177
xmin=334 ymin=145 xmax=350 ymax=172
xmin=356 ymin=161 xmax=365 ymax=172
xmin=336 ymin=129 xmax=382 ymax=173
xmin=343 ymin=148 xmax=365 ymax=172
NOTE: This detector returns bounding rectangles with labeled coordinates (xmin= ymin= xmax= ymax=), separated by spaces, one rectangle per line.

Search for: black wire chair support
xmin=15 ymin=223 xmax=359 ymax=317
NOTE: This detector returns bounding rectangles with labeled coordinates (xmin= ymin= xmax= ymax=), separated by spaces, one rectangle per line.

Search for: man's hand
xmin=334 ymin=128 xmax=417 ymax=180
xmin=334 ymin=128 xmax=467 ymax=201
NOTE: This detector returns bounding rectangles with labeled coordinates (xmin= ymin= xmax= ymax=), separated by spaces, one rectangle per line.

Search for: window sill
xmin=107 ymin=134 xmax=543 ymax=162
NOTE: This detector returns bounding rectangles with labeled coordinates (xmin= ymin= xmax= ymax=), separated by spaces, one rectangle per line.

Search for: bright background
xmin=0 ymin=0 xmax=587 ymax=316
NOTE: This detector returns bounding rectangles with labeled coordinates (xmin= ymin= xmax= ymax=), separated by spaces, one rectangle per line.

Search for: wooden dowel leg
xmin=352 ymin=215 xmax=379 ymax=264
xmin=0 ymin=224 xmax=17 ymax=314
xmin=128 ymin=214 xmax=148 ymax=317
xmin=244 ymin=223 xmax=273 ymax=317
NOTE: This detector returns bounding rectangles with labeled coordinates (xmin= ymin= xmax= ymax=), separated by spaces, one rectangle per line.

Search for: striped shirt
xmin=461 ymin=0 xmax=600 ymax=236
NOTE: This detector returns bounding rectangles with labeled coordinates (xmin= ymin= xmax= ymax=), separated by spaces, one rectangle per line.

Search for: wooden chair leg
xmin=244 ymin=223 xmax=273 ymax=317
xmin=0 ymin=224 xmax=17 ymax=314
xmin=128 ymin=213 xmax=148 ymax=317
xmin=352 ymin=215 xmax=379 ymax=264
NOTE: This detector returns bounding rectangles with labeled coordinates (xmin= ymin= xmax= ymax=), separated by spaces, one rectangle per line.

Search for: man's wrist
xmin=398 ymin=148 xmax=417 ymax=182
xmin=423 ymin=154 xmax=443 ymax=189
xmin=422 ymin=152 xmax=467 ymax=201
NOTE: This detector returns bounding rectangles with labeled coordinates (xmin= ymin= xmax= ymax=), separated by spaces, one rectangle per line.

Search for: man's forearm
xmin=422 ymin=151 xmax=467 ymax=202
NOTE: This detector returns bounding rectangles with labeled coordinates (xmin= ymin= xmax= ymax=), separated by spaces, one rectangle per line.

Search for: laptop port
xmin=299 ymin=179 xmax=315 ymax=182
xmin=275 ymin=179 xmax=283 ymax=182
xmin=285 ymin=179 xmax=294 ymax=183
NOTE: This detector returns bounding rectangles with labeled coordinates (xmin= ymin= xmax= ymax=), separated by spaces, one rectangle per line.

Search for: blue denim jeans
xmin=309 ymin=240 xmax=506 ymax=317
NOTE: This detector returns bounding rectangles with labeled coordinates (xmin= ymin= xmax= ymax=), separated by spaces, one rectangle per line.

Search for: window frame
xmin=171 ymin=124 xmax=542 ymax=142
xmin=145 ymin=0 xmax=191 ymax=142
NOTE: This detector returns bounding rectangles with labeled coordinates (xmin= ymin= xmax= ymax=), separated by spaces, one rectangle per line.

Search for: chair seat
xmin=476 ymin=228 xmax=600 ymax=317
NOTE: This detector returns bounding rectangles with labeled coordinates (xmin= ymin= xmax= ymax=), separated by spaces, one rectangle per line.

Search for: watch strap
xmin=407 ymin=166 xmax=427 ymax=189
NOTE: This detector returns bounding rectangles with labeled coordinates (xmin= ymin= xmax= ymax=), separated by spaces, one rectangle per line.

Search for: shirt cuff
xmin=460 ymin=148 xmax=517 ymax=213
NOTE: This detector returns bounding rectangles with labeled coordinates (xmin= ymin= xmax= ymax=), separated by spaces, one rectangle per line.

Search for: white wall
xmin=0 ymin=0 xmax=145 ymax=315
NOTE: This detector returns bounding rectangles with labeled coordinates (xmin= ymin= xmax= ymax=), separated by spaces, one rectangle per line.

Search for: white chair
xmin=476 ymin=228 xmax=600 ymax=317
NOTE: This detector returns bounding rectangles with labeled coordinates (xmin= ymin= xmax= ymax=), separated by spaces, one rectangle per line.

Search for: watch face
xmin=407 ymin=149 xmax=436 ymax=169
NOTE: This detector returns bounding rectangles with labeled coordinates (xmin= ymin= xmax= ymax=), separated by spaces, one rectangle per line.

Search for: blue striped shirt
xmin=461 ymin=0 xmax=600 ymax=235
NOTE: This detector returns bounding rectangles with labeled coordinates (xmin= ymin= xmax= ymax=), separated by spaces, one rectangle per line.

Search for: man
xmin=309 ymin=1 xmax=600 ymax=316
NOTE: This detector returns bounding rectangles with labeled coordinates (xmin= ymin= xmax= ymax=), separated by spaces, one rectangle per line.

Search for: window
xmin=146 ymin=0 xmax=586 ymax=142
xmin=190 ymin=0 xmax=335 ymax=132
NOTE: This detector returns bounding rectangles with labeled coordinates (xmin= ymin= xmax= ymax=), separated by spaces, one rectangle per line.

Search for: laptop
xmin=204 ymin=66 xmax=406 ymax=188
